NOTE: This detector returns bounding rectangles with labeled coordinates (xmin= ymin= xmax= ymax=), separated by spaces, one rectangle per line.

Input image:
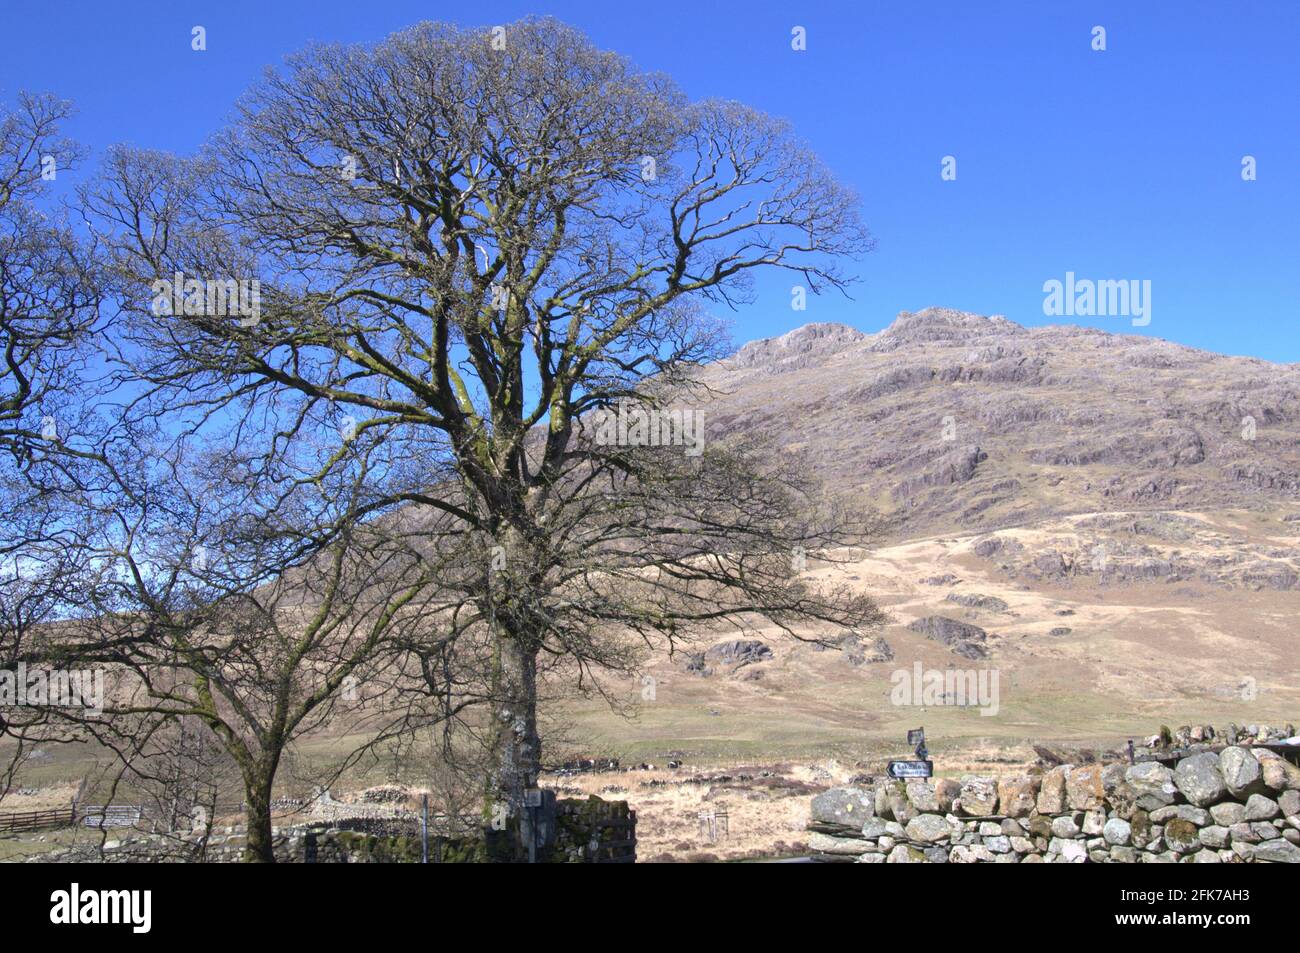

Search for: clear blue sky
xmin=4 ymin=0 xmax=1298 ymax=360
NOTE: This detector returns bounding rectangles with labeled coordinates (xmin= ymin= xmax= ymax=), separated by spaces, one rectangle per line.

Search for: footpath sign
xmin=887 ymin=726 xmax=932 ymax=779
xmin=887 ymin=759 xmax=933 ymax=779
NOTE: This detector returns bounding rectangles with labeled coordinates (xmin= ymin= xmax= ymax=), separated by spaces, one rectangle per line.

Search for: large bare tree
xmin=85 ymin=17 xmax=884 ymax=855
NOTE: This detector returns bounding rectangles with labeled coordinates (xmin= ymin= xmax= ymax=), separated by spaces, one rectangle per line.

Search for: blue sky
xmin=3 ymin=0 xmax=1298 ymax=360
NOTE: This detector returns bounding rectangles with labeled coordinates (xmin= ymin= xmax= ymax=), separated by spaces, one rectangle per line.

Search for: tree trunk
xmin=243 ymin=775 xmax=275 ymax=863
xmin=487 ymin=631 xmax=540 ymax=859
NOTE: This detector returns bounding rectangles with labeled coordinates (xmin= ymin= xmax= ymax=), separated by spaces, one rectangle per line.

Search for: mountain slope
xmin=698 ymin=308 xmax=1300 ymax=544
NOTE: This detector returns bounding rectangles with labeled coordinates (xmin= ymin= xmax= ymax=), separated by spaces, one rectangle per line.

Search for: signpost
xmin=524 ymin=788 xmax=543 ymax=864
xmin=888 ymin=727 xmax=933 ymax=779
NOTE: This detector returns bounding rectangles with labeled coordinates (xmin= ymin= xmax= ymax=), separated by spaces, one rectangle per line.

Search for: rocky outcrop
xmin=905 ymin=616 xmax=989 ymax=659
xmin=944 ymin=592 xmax=1009 ymax=612
xmin=837 ymin=632 xmax=893 ymax=666
xmin=681 ymin=639 xmax=773 ymax=676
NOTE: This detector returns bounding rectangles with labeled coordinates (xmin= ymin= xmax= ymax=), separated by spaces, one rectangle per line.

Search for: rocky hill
xmin=701 ymin=308 xmax=1300 ymax=542
xmin=563 ymin=309 xmax=1300 ymax=766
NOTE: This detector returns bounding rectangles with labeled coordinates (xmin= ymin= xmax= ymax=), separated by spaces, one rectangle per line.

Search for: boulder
xmin=1209 ymin=802 xmax=1246 ymax=826
xmin=1037 ymin=765 xmax=1070 ymax=814
xmin=1058 ymin=840 xmax=1087 ymax=863
xmin=1255 ymin=839 xmax=1300 ymax=863
xmin=958 ymin=776 xmax=998 ymax=816
xmin=810 ymin=786 xmax=874 ymax=829
xmin=1125 ymin=762 xmax=1178 ymax=810
xmin=875 ymin=778 xmax=912 ymax=823
xmin=905 ymin=780 xmax=940 ymax=813
xmin=703 ymin=639 xmax=772 ymax=670
xmin=1150 ymin=804 xmax=1210 ymax=826
xmin=1229 ymin=822 xmax=1258 ymax=844
xmin=1173 ymin=752 xmax=1227 ymax=807
xmin=905 ymin=616 xmax=989 ymax=659
xmin=887 ymin=844 xmax=925 ymax=863
xmin=861 ymin=818 xmax=891 ymax=839
xmin=1129 ymin=810 xmax=1154 ymax=848
xmin=1066 ymin=764 xmax=1106 ymax=811
xmin=905 ymin=813 xmax=954 ymax=844
xmin=1280 ymin=790 xmax=1300 ymax=818
xmin=1218 ymin=747 xmax=1266 ymax=800
xmin=997 ymin=776 xmax=1039 ymax=819
xmin=950 ymin=844 xmax=994 ymax=863
xmin=1198 ymin=826 xmax=1230 ymax=849
xmin=984 ymin=835 xmax=1012 ymax=854
xmin=1164 ymin=818 xmax=1200 ymax=853
xmin=933 ymin=778 xmax=962 ymax=813
xmin=1103 ymin=818 xmax=1132 ymax=846
xmin=1051 ymin=816 xmax=1081 ymax=838
xmin=1244 ymin=794 xmax=1280 ymax=821
xmin=807 ymin=832 xmax=872 ymax=855
xmin=1254 ymin=750 xmax=1300 ymax=792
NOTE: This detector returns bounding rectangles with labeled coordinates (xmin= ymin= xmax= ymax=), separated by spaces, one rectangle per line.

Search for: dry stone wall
xmin=31 ymin=796 xmax=635 ymax=863
xmin=808 ymin=744 xmax=1300 ymax=863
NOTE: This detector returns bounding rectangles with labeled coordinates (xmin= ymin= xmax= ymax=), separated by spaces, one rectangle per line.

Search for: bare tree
xmin=84 ymin=17 xmax=884 ymax=855
xmin=0 ymin=92 xmax=102 ymax=804
xmin=55 ymin=428 xmax=483 ymax=862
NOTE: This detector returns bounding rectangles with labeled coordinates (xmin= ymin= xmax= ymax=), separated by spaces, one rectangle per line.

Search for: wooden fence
xmin=0 ymin=807 xmax=75 ymax=833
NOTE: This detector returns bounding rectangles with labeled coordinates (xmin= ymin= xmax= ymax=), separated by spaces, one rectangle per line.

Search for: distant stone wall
xmin=808 ymin=744 xmax=1300 ymax=863
xmin=32 ymin=796 xmax=636 ymax=863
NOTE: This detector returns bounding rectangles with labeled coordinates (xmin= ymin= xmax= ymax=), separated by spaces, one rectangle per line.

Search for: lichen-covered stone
xmin=1173 ymin=752 xmax=1227 ymax=807
xmin=1103 ymin=817 xmax=1132 ymax=846
xmin=810 ymin=786 xmax=875 ymax=828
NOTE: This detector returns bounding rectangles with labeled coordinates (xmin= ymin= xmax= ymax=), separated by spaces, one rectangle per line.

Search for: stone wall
xmin=808 ymin=744 xmax=1300 ymax=863
xmin=32 ymin=796 xmax=636 ymax=863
